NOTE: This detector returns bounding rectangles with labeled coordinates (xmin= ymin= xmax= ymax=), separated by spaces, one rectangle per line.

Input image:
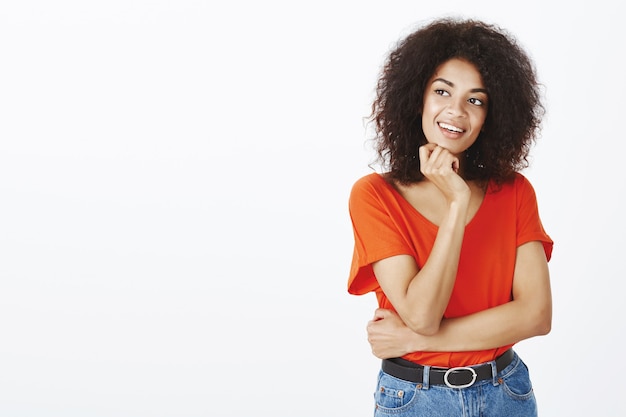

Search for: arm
xmin=373 ymin=144 xmax=470 ymax=336
xmin=367 ymin=240 xmax=551 ymax=358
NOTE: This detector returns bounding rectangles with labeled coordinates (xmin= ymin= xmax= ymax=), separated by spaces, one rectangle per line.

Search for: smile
xmin=438 ymin=122 xmax=465 ymax=133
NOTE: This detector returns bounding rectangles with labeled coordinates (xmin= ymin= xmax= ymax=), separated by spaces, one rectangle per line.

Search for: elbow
xmin=536 ymin=314 xmax=552 ymax=336
xmin=531 ymin=306 xmax=552 ymax=336
xmin=408 ymin=324 xmax=439 ymax=336
xmin=404 ymin=313 xmax=441 ymax=336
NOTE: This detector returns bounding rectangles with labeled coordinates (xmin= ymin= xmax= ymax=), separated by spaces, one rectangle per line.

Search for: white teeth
xmin=439 ymin=122 xmax=464 ymax=133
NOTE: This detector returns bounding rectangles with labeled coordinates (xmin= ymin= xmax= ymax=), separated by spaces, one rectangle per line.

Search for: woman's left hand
xmin=367 ymin=308 xmax=421 ymax=359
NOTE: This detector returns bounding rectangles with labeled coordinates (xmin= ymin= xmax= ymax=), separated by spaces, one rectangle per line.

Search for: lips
xmin=438 ymin=122 xmax=465 ymax=133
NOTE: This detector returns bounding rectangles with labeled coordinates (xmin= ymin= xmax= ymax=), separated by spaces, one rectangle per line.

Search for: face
xmin=421 ymin=58 xmax=488 ymax=156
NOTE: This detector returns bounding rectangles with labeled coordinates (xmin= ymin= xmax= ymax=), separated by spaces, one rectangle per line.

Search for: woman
xmin=347 ymin=17 xmax=553 ymax=416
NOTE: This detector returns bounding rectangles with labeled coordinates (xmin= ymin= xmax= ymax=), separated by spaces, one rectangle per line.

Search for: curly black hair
xmin=370 ymin=17 xmax=544 ymax=185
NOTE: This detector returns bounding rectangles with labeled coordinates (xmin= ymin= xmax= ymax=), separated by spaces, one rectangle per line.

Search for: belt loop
xmin=490 ymin=360 xmax=499 ymax=386
xmin=422 ymin=365 xmax=431 ymax=390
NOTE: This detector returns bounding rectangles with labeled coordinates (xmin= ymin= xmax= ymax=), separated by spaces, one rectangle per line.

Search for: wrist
xmin=406 ymin=327 xmax=426 ymax=353
xmin=441 ymin=200 xmax=469 ymax=230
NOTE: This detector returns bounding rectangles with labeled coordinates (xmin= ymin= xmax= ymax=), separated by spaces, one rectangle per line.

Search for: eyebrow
xmin=432 ymin=78 xmax=488 ymax=94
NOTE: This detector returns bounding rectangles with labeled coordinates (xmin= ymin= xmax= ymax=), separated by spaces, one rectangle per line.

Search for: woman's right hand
xmin=419 ymin=143 xmax=470 ymax=204
xmin=367 ymin=308 xmax=419 ymax=359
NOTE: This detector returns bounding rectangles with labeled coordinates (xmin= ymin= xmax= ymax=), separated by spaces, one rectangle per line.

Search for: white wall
xmin=0 ymin=1 xmax=623 ymax=416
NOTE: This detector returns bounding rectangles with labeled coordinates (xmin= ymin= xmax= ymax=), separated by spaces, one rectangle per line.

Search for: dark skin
xmin=366 ymin=59 xmax=552 ymax=358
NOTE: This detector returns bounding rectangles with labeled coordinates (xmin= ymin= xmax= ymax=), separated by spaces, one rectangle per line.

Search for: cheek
xmin=422 ymin=97 xmax=438 ymax=114
xmin=471 ymin=111 xmax=487 ymax=131
xmin=421 ymin=109 xmax=435 ymax=129
xmin=421 ymin=102 xmax=439 ymax=125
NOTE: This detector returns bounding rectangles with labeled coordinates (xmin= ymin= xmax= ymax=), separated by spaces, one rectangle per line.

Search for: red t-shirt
xmin=348 ymin=172 xmax=553 ymax=367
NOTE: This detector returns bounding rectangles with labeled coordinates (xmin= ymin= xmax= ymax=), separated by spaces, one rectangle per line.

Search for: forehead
xmin=430 ymin=58 xmax=485 ymax=88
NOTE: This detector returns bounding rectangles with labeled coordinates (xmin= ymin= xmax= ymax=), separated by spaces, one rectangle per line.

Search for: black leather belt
xmin=381 ymin=349 xmax=514 ymax=388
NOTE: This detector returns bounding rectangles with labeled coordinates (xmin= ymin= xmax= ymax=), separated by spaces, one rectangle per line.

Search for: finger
xmin=419 ymin=143 xmax=441 ymax=159
xmin=418 ymin=145 xmax=432 ymax=165
xmin=451 ymin=155 xmax=460 ymax=173
xmin=373 ymin=308 xmax=394 ymax=320
xmin=429 ymin=147 xmax=458 ymax=172
xmin=420 ymin=144 xmax=442 ymax=170
xmin=421 ymin=147 xmax=448 ymax=173
xmin=420 ymin=142 xmax=438 ymax=152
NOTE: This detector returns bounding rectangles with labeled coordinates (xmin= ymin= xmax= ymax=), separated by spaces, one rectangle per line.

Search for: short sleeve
xmin=515 ymin=175 xmax=553 ymax=261
xmin=347 ymin=175 xmax=412 ymax=295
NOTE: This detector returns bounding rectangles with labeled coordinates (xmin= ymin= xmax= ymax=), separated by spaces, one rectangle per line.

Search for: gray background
xmin=1 ymin=1 xmax=623 ymax=416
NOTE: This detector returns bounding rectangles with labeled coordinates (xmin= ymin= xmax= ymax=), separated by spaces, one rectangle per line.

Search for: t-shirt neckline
xmin=373 ymin=172 xmax=492 ymax=230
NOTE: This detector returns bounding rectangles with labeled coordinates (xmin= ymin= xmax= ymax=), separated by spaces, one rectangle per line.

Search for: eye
xmin=468 ymin=97 xmax=485 ymax=106
xmin=434 ymin=89 xmax=450 ymax=97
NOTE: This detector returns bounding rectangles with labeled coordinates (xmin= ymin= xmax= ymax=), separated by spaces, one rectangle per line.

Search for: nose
xmin=446 ymin=98 xmax=466 ymax=117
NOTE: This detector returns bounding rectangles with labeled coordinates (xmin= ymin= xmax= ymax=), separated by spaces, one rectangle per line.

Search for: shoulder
xmin=349 ymin=172 xmax=396 ymax=214
xmin=498 ymin=173 xmax=542 ymax=210
xmin=350 ymin=172 xmax=387 ymax=198
xmin=512 ymin=173 xmax=539 ymax=198
xmin=490 ymin=172 xmax=536 ymax=194
xmin=352 ymin=172 xmax=385 ymax=188
xmin=513 ymin=172 xmax=533 ymax=186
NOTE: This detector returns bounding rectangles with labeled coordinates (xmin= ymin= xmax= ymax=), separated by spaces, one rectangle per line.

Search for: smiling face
xmin=421 ymin=58 xmax=488 ymax=157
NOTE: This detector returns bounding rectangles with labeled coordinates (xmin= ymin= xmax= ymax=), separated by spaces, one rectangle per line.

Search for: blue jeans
xmin=373 ymin=351 xmax=537 ymax=417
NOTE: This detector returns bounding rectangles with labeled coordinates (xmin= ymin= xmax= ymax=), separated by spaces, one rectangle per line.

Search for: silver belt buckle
xmin=443 ymin=366 xmax=477 ymax=389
